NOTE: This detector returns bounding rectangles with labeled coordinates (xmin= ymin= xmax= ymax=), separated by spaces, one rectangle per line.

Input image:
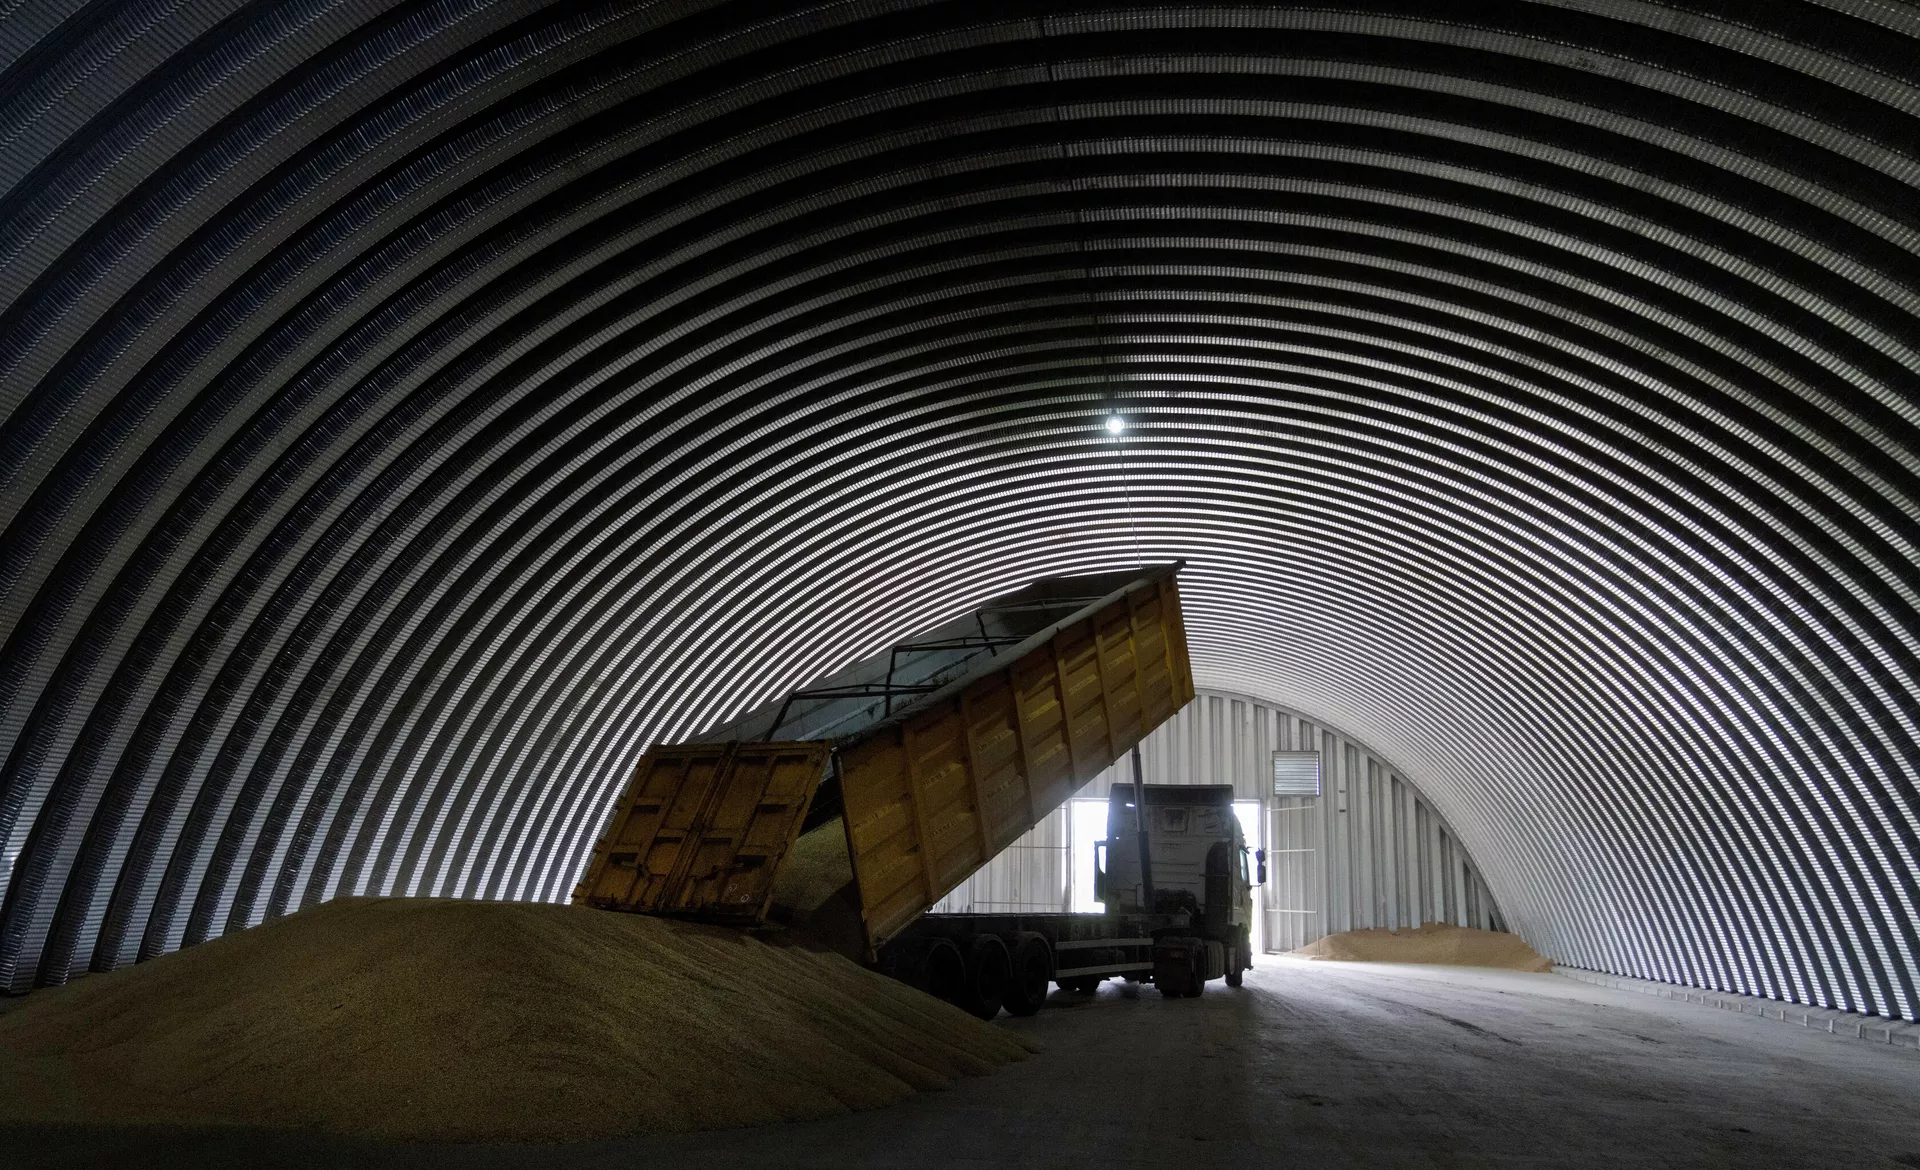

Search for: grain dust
xmin=0 ymin=897 xmax=1035 ymax=1143
xmin=1294 ymin=923 xmax=1554 ymax=971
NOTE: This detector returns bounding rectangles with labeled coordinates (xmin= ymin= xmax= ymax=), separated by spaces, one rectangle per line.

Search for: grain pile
xmin=0 ymin=897 xmax=1035 ymax=1143
xmin=770 ymin=820 xmax=856 ymax=915
xmin=1294 ymin=923 xmax=1554 ymax=971
xmin=766 ymin=820 xmax=869 ymax=960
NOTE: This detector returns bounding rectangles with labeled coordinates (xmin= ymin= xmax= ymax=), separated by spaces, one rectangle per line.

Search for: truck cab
xmin=1096 ymin=783 xmax=1256 ymax=992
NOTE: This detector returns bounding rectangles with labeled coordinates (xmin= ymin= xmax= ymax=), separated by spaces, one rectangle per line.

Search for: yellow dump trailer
xmin=575 ymin=564 xmax=1196 ymax=965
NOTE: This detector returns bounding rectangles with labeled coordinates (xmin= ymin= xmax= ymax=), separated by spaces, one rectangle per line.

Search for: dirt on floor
xmin=0 ymin=897 xmax=1035 ymax=1143
xmin=1293 ymin=923 xmax=1554 ymax=971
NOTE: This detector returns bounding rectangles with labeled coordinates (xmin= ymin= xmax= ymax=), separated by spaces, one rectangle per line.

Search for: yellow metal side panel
xmin=838 ymin=573 xmax=1198 ymax=953
xmin=1096 ymin=602 xmax=1143 ymax=751
xmin=573 ymin=740 xmax=829 ymax=923
xmin=1131 ymin=584 xmax=1176 ymax=727
xmin=965 ymin=678 xmax=1029 ymax=855
xmin=908 ymin=705 xmax=983 ymax=892
xmin=1015 ymin=655 xmax=1076 ymax=818
xmin=837 ymin=733 xmax=929 ymax=949
xmin=1162 ymin=575 xmax=1197 ymax=707
xmin=1056 ymin=623 xmax=1111 ymax=774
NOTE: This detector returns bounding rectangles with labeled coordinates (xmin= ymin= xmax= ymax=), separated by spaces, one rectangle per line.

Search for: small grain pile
xmin=1294 ymin=923 xmax=1553 ymax=971
xmin=0 ymin=897 xmax=1035 ymax=1143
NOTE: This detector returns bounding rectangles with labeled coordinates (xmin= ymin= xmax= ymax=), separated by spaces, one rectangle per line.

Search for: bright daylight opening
xmin=1233 ymin=799 xmax=1264 ymax=955
xmin=1069 ymin=797 xmax=1107 ymax=913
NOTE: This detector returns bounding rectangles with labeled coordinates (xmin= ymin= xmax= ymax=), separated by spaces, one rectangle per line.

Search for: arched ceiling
xmin=0 ymin=1 xmax=1914 ymax=1018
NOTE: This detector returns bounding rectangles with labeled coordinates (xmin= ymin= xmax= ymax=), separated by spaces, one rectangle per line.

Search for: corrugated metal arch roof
xmin=0 ymin=0 xmax=1912 ymax=1019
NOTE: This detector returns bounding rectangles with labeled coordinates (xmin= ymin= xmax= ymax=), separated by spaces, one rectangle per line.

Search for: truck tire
xmin=1003 ymin=933 xmax=1053 ymax=1017
xmin=954 ymin=934 xmax=1010 ymax=1020
xmin=927 ymin=938 xmax=968 ymax=1003
xmin=881 ymin=936 xmax=967 ymax=1002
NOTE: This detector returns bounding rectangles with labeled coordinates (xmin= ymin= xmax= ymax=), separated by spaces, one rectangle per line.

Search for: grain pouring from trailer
xmin=573 ymin=564 xmax=1205 ymax=1010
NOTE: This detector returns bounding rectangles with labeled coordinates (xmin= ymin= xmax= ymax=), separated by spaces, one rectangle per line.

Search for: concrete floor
xmin=10 ymin=957 xmax=1919 ymax=1168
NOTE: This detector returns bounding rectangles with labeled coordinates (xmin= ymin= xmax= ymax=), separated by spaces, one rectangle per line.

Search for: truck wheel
xmin=1003 ymin=933 xmax=1052 ymax=1017
xmin=954 ymin=934 xmax=1009 ymax=1020
xmin=1226 ymin=928 xmax=1250 ymax=987
xmin=926 ymin=938 xmax=968 ymax=1003
xmin=1225 ymin=967 xmax=1243 ymax=988
xmin=882 ymin=936 xmax=967 ymax=1001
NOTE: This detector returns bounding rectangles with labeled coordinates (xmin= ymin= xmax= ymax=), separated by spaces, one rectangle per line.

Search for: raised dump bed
xmin=574 ymin=564 xmax=1195 ymax=961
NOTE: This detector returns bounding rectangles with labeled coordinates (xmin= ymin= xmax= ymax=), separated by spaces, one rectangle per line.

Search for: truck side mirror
xmin=1093 ymin=840 xmax=1108 ymax=901
xmin=1256 ymin=848 xmax=1267 ymax=885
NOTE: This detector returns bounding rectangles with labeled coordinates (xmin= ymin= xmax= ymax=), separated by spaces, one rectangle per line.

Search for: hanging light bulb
xmin=1106 ymin=415 xmax=1125 ymax=434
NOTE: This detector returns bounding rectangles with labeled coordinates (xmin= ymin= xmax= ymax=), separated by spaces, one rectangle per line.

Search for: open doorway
xmin=1068 ymin=797 xmax=1107 ymax=913
xmin=1233 ymin=799 xmax=1264 ymax=954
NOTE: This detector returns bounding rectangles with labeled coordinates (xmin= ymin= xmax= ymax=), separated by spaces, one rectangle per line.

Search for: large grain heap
xmin=1294 ymin=923 xmax=1554 ymax=971
xmin=0 ymin=897 xmax=1034 ymax=1143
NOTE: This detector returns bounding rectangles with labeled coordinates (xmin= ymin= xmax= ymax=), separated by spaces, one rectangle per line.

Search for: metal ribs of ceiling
xmin=0 ymin=1 xmax=1914 ymax=1019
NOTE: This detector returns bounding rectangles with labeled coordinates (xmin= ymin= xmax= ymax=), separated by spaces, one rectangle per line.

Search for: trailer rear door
xmin=574 ymin=741 xmax=830 ymax=922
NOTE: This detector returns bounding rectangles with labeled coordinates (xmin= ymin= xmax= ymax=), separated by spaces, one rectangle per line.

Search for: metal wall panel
xmin=931 ymin=807 xmax=1071 ymax=915
xmin=944 ymin=690 xmax=1504 ymax=952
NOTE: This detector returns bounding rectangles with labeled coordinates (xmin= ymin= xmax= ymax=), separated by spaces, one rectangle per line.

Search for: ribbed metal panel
xmin=0 ymin=2 xmax=1908 ymax=1024
xmin=937 ymin=690 xmax=1504 ymax=950
xmin=1136 ymin=690 xmax=1507 ymax=948
xmin=932 ymin=808 xmax=1073 ymax=917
